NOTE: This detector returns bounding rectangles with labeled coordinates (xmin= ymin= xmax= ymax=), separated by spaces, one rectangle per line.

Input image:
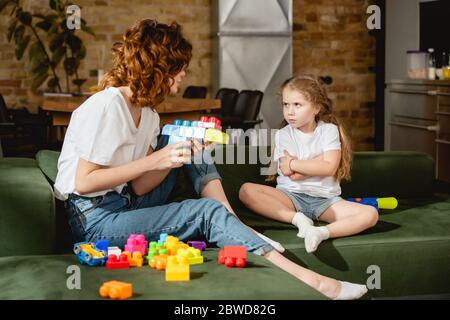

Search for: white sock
xmin=334 ymin=281 xmax=368 ymax=300
xmin=255 ymin=231 xmax=285 ymax=253
xmin=291 ymin=212 xmax=313 ymax=238
xmin=304 ymin=226 xmax=329 ymax=253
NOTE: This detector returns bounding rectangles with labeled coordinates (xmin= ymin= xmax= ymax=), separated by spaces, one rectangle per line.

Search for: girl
xmin=54 ymin=20 xmax=367 ymax=300
xmin=240 ymin=75 xmax=379 ymax=254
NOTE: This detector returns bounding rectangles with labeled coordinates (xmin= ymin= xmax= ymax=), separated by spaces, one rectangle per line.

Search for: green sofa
xmin=1 ymin=147 xmax=449 ymax=299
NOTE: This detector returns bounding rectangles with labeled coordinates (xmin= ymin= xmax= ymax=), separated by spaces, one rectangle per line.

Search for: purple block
xmin=188 ymin=241 xmax=206 ymax=251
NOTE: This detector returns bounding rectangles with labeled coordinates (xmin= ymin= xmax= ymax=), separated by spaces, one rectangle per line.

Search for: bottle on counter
xmin=427 ymin=48 xmax=436 ymax=80
xmin=443 ymin=52 xmax=450 ymax=80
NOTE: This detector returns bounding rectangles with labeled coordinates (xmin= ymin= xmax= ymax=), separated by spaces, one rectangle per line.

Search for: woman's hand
xmin=150 ymin=141 xmax=192 ymax=171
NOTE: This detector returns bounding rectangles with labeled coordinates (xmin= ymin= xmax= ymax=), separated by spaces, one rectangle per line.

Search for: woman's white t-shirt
xmin=273 ymin=121 xmax=342 ymax=198
xmin=54 ymin=87 xmax=160 ymax=200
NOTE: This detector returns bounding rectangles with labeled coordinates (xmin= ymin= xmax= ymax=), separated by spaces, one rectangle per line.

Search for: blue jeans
xmin=65 ymin=136 xmax=273 ymax=256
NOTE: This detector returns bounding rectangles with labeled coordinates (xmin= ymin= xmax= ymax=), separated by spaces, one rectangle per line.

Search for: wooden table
xmin=41 ymin=95 xmax=221 ymax=126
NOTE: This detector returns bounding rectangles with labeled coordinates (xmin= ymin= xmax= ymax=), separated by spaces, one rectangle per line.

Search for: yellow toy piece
xmin=165 ymin=236 xmax=189 ymax=255
xmin=377 ymin=197 xmax=398 ymax=209
xmin=177 ymin=247 xmax=204 ymax=265
xmin=79 ymin=243 xmax=104 ymax=258
xmin=99 ymin=281 xmax=132 ymax=299
xmin=204 ymin=128 xmax=229 ymax=144
xmin=165 ymin=256 xmax=190 ymax=281
xmin=149 ymin=254 xmax=168 ymax=270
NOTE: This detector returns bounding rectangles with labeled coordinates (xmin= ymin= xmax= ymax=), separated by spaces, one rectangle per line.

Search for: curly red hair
xmin=99 ymin=19 xmax=192 ymax=108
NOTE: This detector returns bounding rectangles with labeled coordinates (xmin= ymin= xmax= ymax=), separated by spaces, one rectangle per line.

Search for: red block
xmin=218 ymin=246 xmax=247 ymax=268
xmin=106 ymin=253 xmax=130 ymax=269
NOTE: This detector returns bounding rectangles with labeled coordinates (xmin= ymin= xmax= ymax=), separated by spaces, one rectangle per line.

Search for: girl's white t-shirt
xmin=273 ymin=121 xmax=342 ymax=198
xmin=54 ymin=87 xmax=160 ymax=200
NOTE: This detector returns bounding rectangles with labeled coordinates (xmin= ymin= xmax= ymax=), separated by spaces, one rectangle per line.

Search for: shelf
xmin=436 ymin=139 xmax=450 ymax=145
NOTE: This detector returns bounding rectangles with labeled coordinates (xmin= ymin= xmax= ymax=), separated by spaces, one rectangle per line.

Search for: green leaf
xmin=63 ymin=57 xmax=77 ymax=76
xmin=0 ymin=0 xmax=14 ymax=13
xmin=14 ymin=24 xmax=24 ymax=44
xmin=32 ymin=13 xmax=46 ymax=19
xmin=51 ymin=45 xmax=66 ymax=66
xmin=49 ymin=33 xmax=65 ymax=52
xmin=32 ymin=71 xmax=49 ymax=91
xmin=17 ymin=10 xmax=32 ymax=25
xmin=72 ymin=78 xmax=86 ymax=86
xmin=66 ymin=34 xmax=81 ymax=51
xmin=31 ymin=60 xmax=49 ymax=74
xmin=7 ymin=18 xmax=18 ymax=42
xmin=49 ymin=0 xmax=63 ymax=12
xmin=28 ymin=41 xmax=44 ymax=61
xmin=15 ymin=34 xmax=30 ymax=60
xmin=47 ymin=77 xmax=59 ymax=88
xmin=75 ymin=44 xmax=86 ymax=60
xmin=35 ymin=19 xmax=52 ymax=31
xmin=81 ymin=19 xmax=95 ymax=36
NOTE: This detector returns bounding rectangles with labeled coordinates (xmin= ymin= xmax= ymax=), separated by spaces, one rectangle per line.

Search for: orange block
xmin=99 ymin=281 xmax=132 ymax=299
xmin=149 ymin=254 xmax=168 ymax=270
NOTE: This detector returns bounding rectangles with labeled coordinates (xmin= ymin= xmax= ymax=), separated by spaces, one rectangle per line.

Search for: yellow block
xmin=205 ymin=129 xmax=229 ymax=144
xmin=165 ymin=256 xmax=190 ymax=281
xmin=177 ymin=247 xmax=204 ymax=265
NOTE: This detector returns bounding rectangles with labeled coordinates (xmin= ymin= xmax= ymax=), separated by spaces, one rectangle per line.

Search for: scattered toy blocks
xmin=123 ymin=251 xmax=144 ymax=267
xmin=162 ymin=117 xmax=229 ymax=145
xmin=177 ymin=247 xmax=204 ymax=265
xmin=106 ymin=253 xmax=130 ymax=269
xmin=95 ymin=240 xmax=108 ymax=255
xmin=99 ymin=281 xmax=132 ymax=299
xmin=187 ymin=241 xmax=207 ymax=251
xmin=108 ymin=246 xmax=122 ymax=257
xmin=73 ymin=242 xmax=107 ymax=266
xmin=124 ymin=234 xmax=148 ymax=256
xmin=218 ymin=246 xmax=247 ymax=268
xmin=165 ymin=236 xmax=189 ymax=255
xmin=149 ymin=254 xmax=168 ymax=270
xmin=165 ymin=256 xmax=190 ymax=281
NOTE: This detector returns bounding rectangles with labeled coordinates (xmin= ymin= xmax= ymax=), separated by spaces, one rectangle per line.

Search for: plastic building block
xmin=108 ymin=246 xmax=122 ymax=257
xmin=123 ymin=251 xmax=144 ymax=267
xmin=187 ymin=241 xmax=207 ymax=251
xmin=165 ymin=236 xmax=189 ymax=255
xmin=99 ymin=281 xmax=132 ymax=300
xmin=95 ymin=240 xmax=108 ymax=255
xmin=73 ymin=242 xmax=107 ymax=266
xmin=165 ymin=256 xmax=190 ymax=281
xmin=347 ymin=197 xmax=398 ymax=210
xmin=177 ymin=247 xmax=204 ymax=265
xmin=218 ymin=246 xmax=247 ymax=268
xmin=158 ymin=233 xmax=168 ymax=244
xmin=124 ymin=234 xmax=148 ymax=256
xmin=106 ymin=253 xmax=130 ymax=269
xmin=161 ymin=117 xmax=229 ymax=145
xmin=149 ymin=254 xmax=168 ymax=270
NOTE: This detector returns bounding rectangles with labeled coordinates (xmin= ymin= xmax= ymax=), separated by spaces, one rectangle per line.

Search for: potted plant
xmin=1 ymin=0 xmax=95 ymax=94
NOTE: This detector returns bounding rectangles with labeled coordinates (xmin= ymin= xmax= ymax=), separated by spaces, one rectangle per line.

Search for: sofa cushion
xmin=0 ymin=158 xmax=55 ymax=256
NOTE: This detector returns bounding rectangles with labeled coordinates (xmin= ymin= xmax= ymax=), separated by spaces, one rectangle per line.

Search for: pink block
xmin=124 ymin=234 xmax=148 ymax=256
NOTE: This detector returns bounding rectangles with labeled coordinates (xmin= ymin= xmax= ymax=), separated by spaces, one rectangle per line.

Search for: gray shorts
xmin=277 ymin=188 xmax=343 ymax=221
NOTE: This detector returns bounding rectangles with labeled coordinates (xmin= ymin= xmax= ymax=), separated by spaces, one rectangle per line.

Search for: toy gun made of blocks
xmin=347 ymin=197 xmax=398 ymax=210
xmin=161 ymin=116 xmax=229 ymax=145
